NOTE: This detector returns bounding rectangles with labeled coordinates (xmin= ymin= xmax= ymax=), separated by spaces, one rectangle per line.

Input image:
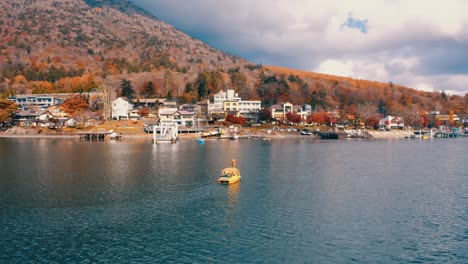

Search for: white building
xmin=271 ymin=102 xmax=310 ymax=121
xmin=8 ymin=95 xmax=64 ymax=109
xmin=209 ymin=89 xmax=261 ymax=115
xmin=111 ymin=98 xmax=134 ymax=120
xmin=209 ymin=90 xmax=241 ymax=111
xmin=159 ymin=109 xmax=196 ymax=126
xmin=379 ymin=115 xmax=404 ymax=129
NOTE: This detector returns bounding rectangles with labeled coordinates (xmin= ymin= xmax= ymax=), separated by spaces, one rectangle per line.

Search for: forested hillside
xmin=0 ymin=0 xmax=466 ymax=124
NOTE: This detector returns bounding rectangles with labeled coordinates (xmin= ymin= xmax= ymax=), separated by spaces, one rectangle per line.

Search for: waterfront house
xmin=159 ymin=109 xmax=196 ymax=126
xmin=65 ymin=118 xmax=77 ymax=128
xmin=129 ymin=109 xmax=141 ymax=120
xmin=46 ymin=106 xmax=70 ymax=127
xmin=111 ymin=98 xmax=134 ymax=120
xmin=180 ymin=104 xmax=201 ymax=114
xmin=434 ymin=114 xmax=460 ymax=122
xmin=47 ymin=106 xmax=70 ymax=118
xmin=271 ymin=102 xmax=309 ymax=121
xmin=160 ymin=100 xmax=177 ymax=110
xmin=14 ymin=109 xmax=51 ymax=127
xmin=379 ymin=115 xmax=404 ymax=129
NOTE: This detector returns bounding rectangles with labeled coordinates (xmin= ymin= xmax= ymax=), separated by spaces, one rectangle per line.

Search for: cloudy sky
xmin=132 ymin=0 xmax=468 ymax=95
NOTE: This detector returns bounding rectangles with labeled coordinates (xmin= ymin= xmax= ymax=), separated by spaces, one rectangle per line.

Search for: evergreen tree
xmin=145 ymin=81 xmax=154 ymax=98
xmin=195 ymin=72 xmax=208 ymax=99
xmin=120 ymin=79 xmax=134 ymax=100
xmin=185 ymin=82 xmax=193 ymax=93
xmin=166 ymin=90 xmax=173 ymax=100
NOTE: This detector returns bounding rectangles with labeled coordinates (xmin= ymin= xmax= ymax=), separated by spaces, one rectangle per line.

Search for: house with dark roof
xmin=14 ymin=109 xmax=51 ymax=127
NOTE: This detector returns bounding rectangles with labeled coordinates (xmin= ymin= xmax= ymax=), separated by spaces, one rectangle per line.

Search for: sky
xmin=132 ymin=0 xmax=468 ymax=95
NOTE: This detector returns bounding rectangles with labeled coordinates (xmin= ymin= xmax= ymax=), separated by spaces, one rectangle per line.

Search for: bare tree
xmin=97 ymin=77 xmax=118 ymax=120
xmin=357 ymin=102 xmax=377 ymax=126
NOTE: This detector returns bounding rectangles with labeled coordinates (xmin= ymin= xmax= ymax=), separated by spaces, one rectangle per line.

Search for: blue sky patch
xmin=341 ymin=14 xmax=368 ymax=34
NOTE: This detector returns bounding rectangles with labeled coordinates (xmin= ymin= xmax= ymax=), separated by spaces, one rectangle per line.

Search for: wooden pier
xmin=219 ymin=134 xmax=267 ymax=140
xmin=434 ymin=132 xmax=461 ymax=138
xmin=77 ymin=131 xmax=122 ymax=140
xmin=77 ymin=132 xmax=110 ymax=140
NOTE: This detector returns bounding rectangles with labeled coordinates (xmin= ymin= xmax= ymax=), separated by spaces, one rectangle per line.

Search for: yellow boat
xmin=218 ymin=159 xmax=241 ymax=184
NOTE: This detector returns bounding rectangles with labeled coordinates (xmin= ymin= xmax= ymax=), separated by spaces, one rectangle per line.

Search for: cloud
xmin=131 ymin=0 xmax=468 ymax=94
xmin=316 ymin=60 xmax=354 ymax=77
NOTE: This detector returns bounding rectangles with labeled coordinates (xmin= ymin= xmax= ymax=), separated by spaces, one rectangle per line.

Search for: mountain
xmin=0 ymin=0 xmax=250 ymax=73
xmin=0 ymin=0 xmax=466 ymax=122
xmin=0 ymin=0 xmax=262 ymax=98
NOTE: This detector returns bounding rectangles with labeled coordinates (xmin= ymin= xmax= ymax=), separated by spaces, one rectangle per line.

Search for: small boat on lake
xmin=218 ymin=159 xmax=241 ymax=184
xmin=198 ymin=138 xmax=205 ymax=144
xmin=301 ymin=129 xmax=312 ymax=136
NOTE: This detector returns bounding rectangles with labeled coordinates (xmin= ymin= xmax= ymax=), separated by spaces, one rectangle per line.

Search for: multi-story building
xmin=209 ymin=89 xmax=261 ymax=118
xmin=271 ymin=102 xmax=310 ymax=121
xmin=209 ymin=90 xmax=241 ymax=111
xmin=8 ymin=95 xmax=64 ymax=109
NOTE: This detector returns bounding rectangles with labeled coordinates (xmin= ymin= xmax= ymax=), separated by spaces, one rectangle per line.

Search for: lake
xmin=0 ymin=137 xmax=467 ymax=263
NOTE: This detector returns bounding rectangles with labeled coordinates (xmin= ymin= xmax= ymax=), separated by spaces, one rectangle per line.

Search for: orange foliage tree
xmin=226 ymin=114 xmax=246 ymax=125
xmin=31 ymin=81 xmax=54 ymax=94
xmin=307 ymin=111 xmax=330 ymax=125
xmin=138 ymin=107 xmax=149 ymax=117
xmin=61 ymin=95 xmax=89 ymax=114
xmin=0 ymin=99 xmax=18 ymax=123
xmin=286 ymin=112 xmax=302 ymax=124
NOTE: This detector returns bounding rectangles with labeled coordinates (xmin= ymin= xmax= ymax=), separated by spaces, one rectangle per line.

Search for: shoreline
xmin=1 ymin=128 xmax=459 ymax=140
xmin=0 ymin=131 xmax=415 ymax=140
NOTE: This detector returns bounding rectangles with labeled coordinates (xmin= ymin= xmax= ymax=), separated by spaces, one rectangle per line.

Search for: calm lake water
xmin=0 ymin=137 xmax=467 ymax=263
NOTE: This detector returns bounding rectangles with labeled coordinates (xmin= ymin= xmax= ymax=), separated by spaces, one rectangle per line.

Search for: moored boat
xmin=218 ymin=159 xmax=241 ymax=184
xmin=300 ymin=129 xmax=312 ymax=136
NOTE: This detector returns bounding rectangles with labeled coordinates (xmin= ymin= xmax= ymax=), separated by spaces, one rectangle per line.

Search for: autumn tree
xmin=226 ymin=114 xmax=246 ymax=125
xmin=286 ymin=112 xmax=302 ymax=124
xmin=307 ymin=111 xmax=330 ymax=125
xmin=228 ymin=67 xmax=247 ymax=91
xmin=366 ymin=116 xmax=380 ymax=129
xmin=62 ymin=95 xmax=89 ymax=114
xmin=138 ymin=107 xmax=149 ymax=117
xmin=0 ymin=99 xmax=18 ymax=124
xmin=356 ymin=102 xmax=377 ymax=127
xmin=31 ymin=81 xmax=54 ymax=94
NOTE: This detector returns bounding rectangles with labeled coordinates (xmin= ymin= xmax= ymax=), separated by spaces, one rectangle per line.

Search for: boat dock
xmin=434 ymin=132 xmax=462 ymax=138
xmin=219 ymin=134 xmax=268 ymax=140
xmin=153 ymin=123 xmax=178 ymax=143
xmin=77 ymin=131 xmax=121 ymax=140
